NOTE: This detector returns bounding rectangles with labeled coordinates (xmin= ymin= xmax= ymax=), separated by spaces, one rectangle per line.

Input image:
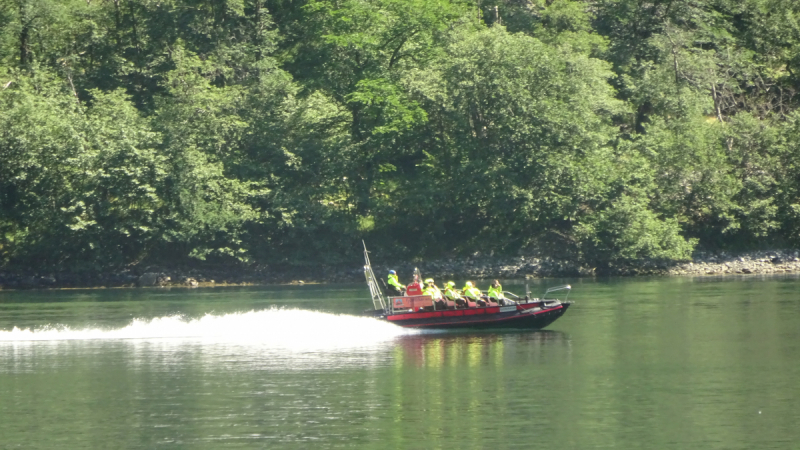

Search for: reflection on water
xmin=393 ymin=331 xmax=570 ymax=369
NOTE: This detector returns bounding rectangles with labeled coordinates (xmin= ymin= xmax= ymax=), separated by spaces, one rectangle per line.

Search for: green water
xmin=1 ymin=276 xmax=799 ymax=449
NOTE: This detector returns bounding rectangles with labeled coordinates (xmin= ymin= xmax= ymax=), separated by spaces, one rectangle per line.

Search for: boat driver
xmin=387 ymin=270 xmax=405 ymax=295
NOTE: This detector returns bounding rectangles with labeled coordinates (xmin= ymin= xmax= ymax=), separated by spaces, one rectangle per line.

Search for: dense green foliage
xmin=2 ymin=0 xmax=800 ymax=272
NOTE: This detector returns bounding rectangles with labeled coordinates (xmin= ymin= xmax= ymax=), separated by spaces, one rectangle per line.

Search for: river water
xmin=1 ymin=276 xmax=798 ymax=449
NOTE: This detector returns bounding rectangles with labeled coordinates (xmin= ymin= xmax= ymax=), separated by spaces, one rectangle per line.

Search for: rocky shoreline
xmin=1 ymin=250 xmax=799 ymax=290
xmin=665 ymin=250 xmax=800 ymax=276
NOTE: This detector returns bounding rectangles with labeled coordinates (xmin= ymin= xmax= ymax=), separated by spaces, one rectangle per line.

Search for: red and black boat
xmin=362 ymin=243 xmax=571 ymax=330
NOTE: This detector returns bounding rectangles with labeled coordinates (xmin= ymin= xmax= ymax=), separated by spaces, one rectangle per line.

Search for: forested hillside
xmin=2 ymin=0 xmax=800 ymax=273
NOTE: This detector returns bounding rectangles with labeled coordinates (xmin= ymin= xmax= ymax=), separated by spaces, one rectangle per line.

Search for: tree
xmin=385 ymin=25 xmax=630 ymax=256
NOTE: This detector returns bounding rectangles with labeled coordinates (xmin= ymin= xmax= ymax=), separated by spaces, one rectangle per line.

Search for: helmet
xmin=424 ymin=278 xmax=434 ymax=284
xmin=447 ymin=281 xmax=455 ymax=287
xmin=465 ymin=281 xmax=473 ymax=287
xmin=389 ymin=270 xmax=396 ymax=274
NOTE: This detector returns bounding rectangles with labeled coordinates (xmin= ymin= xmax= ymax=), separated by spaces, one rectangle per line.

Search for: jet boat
xmin=362 ymin=242 xmax=571 ymax=330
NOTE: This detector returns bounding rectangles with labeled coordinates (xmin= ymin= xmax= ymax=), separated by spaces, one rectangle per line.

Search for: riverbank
xmin=1 ymin=250 xmax=799 ymax=289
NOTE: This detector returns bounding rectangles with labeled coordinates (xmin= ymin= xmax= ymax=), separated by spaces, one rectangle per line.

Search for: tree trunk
xmin=19 ymin=0 xmax=30 ymax=67
xmin=253 ymin=0 xmax=262 ymax=61
xmin=19 ymin=25 xmax=29 ymax=66
xmin=128 ymin=0 xmax=141 ymax=54
xmin=112 ymin=0 xmax=122 ymax=47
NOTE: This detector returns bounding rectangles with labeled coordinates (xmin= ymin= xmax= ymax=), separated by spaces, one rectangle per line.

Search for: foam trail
xmin=0 ymin=308 xmax=416 ymax=351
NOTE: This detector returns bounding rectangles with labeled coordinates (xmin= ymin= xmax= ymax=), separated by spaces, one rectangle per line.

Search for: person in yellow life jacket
xmin=387 ymin=270 xmax=405 ymax=296
xmin=444 ymin=281 xmax=465 ymax=308
xmin=462 ymin=281 xmax=483 ymax=302
xmin=443 ymin=281 xmax=461 ymax=300
xmin=423 ymin=278 xmax=443 ymax=300
xmin=487 ymin=279 xmax=506 ymax=305
xmin=423 ymin=278 xmax=444 ymax=310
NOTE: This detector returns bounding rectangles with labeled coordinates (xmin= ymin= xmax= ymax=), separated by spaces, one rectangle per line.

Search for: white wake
xmin=0 ymin=308 xmax=415 ymax=351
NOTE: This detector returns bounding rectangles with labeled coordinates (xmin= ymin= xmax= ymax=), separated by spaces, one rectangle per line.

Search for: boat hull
xmin=380 ymin=302 xmax=570 ymax=330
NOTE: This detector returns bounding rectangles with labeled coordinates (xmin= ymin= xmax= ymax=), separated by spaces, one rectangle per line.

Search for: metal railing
xmin=544 ymin=284 xmax=571 ymax=302
xmin=363 ymin=241 xmax=386 ymax=312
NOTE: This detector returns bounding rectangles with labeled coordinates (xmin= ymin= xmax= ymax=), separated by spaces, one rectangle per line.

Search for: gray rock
xmin=138 ymin=272 xmax=161 ymax=286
